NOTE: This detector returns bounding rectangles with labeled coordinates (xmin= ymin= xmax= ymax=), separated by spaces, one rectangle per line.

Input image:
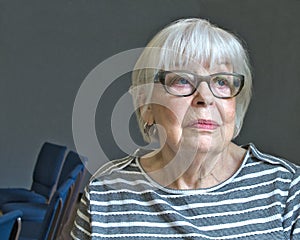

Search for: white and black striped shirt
xmin=71 ymin=144 xmax=300 ymax=239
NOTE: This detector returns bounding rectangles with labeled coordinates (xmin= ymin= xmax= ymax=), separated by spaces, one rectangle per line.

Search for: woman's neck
xmin=140 ymin=142 xmax=246 ymax=190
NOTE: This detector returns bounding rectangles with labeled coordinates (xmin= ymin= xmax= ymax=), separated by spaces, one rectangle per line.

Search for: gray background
xmin=0 ymin=0 xmax=299 ymax=188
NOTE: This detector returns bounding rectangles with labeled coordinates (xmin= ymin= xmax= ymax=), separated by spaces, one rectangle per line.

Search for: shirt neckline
xmin=135 ymin=144 xmax=251 ymax=194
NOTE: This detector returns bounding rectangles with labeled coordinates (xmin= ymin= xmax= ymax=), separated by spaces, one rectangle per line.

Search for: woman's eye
xmin=215 ymin=77 xmax=229 ymax=87
xmin=165 ymin=72 xmax=195 ymax=89
xmin=174 ymin=77 xmax=190 ymax=85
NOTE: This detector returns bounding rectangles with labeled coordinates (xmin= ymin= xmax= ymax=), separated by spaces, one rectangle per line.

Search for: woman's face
xmin=146 ymin=63 xmax=236 ymax=155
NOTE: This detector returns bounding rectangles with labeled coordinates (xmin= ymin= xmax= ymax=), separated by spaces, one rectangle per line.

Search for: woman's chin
xmin=181 ymin=135 xmax=216 ymax=153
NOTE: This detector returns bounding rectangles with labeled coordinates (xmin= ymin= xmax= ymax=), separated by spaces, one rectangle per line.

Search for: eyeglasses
xmin=154 ymin=70 xmax=244 ymax=99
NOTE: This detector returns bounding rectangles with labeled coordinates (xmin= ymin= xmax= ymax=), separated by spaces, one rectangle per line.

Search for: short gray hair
xmin=131 ymin=18 xmax=252 ymax=142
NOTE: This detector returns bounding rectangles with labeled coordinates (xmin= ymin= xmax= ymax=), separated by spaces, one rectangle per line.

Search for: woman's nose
xmin=191 ymin=82 xmax=214 ymax=106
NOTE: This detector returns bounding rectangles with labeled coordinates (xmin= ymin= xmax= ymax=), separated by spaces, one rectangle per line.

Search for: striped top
xmin=71 ymin=144 xmax=300 ymax=239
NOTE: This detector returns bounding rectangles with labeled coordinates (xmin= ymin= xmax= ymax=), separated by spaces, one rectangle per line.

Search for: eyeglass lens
xmin=163 ymin=71 xmax=242 ymax=98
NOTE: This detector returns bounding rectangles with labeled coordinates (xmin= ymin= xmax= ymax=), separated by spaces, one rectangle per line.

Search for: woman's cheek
xmin=218 ymin=99 xmax=236 ymax=124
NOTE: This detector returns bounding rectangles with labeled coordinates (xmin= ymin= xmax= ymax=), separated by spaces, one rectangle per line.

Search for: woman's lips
xmin=188 ymin=119 xmax=220 ymax=130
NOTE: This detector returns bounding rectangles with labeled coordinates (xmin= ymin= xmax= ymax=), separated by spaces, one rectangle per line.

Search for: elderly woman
xmin=71 ymin=18 xmax=300 ymax=239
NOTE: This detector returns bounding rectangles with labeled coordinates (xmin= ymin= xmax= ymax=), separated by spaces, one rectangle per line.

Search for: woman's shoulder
xmin=90 ymin=155 xmax=136 ymax=182
xmin=87 ymin=149 xmax=152 ymax=189
xmin=245 ymin=143 xmax=300 ymax=177
xmin=85 ymin=150 xmax=157 ymax=194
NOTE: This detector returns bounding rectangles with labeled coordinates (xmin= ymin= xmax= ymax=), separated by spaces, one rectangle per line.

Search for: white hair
xmin=131 ymin=18 xmax=252 ymax=142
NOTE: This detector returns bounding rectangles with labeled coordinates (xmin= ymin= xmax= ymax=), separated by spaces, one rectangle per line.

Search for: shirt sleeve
xmin=283 ymin=167 xmax=300 ymax=239
xmin=71 ymin=186 xmax=92 ymax=240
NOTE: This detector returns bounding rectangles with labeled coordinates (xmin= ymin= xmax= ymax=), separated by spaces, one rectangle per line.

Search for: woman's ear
xmin=140 ymin=104 xmax=154 ymax=125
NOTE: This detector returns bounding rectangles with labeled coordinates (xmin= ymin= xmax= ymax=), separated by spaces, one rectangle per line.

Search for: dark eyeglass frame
xmin=154 ymin=70 xmax=245 ymax=99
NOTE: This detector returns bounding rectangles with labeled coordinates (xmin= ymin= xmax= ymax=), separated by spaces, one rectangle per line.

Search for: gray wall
xmin=0 ymin=0 xmax=299 ymax=188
